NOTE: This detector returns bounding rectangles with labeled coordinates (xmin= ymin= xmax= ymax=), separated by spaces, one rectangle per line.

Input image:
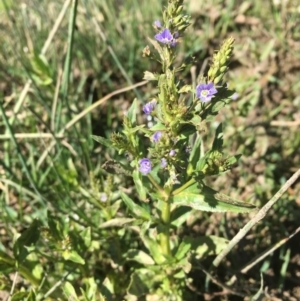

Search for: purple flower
xmin=153 ymin=20 xmax=162 ymax=28
xmin=139 ymin=158 xmax=152 ymax=175
xmin=169 ymin=149 xmax=176 ymax=156
xmin=152 ymin=131 xmax=162 ymax=142
xmin=100 ymin=193 xmax=108 ymax=202
xmin=231 ymin=92 xmax=239 ymax=100
xmin=196 ymin=82 xmax=218 ymax=103
xmin=143 ymin=101 xmax=156 ymax=115
xmin=161 ymin=158 xmax=167 ymax=168
xmin=154 ymin=28 xmax=177 ymax=46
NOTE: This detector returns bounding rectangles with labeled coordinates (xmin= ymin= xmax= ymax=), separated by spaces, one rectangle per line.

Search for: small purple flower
xmin=196 ymin=82 xmax=218 ymax=103
xmin=161 ymin=158 xmax=167 ymax=168
xmin=100 ymin=193 xmax=108 ymax=202
xmin=169 ymin=149 xmax=176 ymax=157
xmin=153 ymin=20 xmax=162 ymax=28
xmin=143 ymin=101 xmax=156 ymax=115
xmin=154 ymin=28 xmax=177 ymax=46
xmin=152 ymin=131 xmax=162 ymax=143
xmin=139 ymin=158 xmax=152 ymax=175
xmin=231 ymin=92 xmax=239 ymax=100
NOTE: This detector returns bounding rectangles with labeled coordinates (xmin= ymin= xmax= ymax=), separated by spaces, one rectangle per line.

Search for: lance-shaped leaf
xmin=187 ymin=135 xmax=202 ymax=175
xmin=63 ymin=282 xmax=80 ymax=301
xmin=62 ymin=250 xmax=85 ymax=265
xmin=174 ymin=239 xmax=191 ymax=261
xmin=120 ymin=192 xmax=152 ymax=221
xmin=147 ymin=37 xmax=164 ymax=61
xmin=101 ymin=160 xmax=131 ymax=176
xmin=212 ymin=123 xmax=223 ymax=151
xmin=140 ymin=235 xmax=166 ymax=264
xmin=148 ymin=122 xmax=167 ymax=132
xmin=173 ymin=183 xmax=257 ymax=213
xmin=127 ymin=98 xmax=138 ymax=125
xmin=29 ymin=53 xmax=53 ymax=86
xmin=133 ymin=170 xmax=147 ymax=201
xmin=99 ymin=218 xmax=135 ymax=229
xmin=91 ymin=135 xmax=113 ymax=148
xmin=124 ymin=249 xmax=155 ymax=265
xmin=13 ymin=219 xmax=41 ymax=265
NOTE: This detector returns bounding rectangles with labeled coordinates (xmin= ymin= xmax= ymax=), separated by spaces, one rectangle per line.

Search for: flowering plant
xmin=92 ymin=0 xmax=256 ymax=298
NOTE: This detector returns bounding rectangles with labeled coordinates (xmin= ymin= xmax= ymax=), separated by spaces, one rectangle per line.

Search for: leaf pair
xmin=173 ymin=182 xmax=256 ymax=213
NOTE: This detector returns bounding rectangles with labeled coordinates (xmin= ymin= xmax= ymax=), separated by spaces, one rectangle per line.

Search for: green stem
xmin=160 ymin=197 xmax=171 ymax=257
xmin=148 ymin=174 xmax=168 ymax=199
xmin=148 ymin=175 xmax=172 ymax=257
xmin=172 ymin=177 xmax=196 ymax=196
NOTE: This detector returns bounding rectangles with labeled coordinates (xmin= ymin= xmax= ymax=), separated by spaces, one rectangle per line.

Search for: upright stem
xmin=148 ymin=175 xmax=171 ymax=257
xmin=160 ymin=198 xmax=171 ymax=257
xmin=159 ymin=176 xmax=195 ymax=258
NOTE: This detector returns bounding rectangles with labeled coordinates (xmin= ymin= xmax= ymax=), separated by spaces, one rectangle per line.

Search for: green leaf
xmin=120 ymin=192 xmax=152 ymax=221
xmin=47 ymin=212 xmax=64 ymax=240
xmin=100 ymin=277 xmax=115 ymax=300
xmin=126 ymin=124 xmax=145 ymax=135
xmin=212 ymin=123 xmax=223 ymax=150
xmin=128 ymin=270 xmax=151 ymax=297
xmin=11 ymin=292 xmax=29 ymax=301
xmin=174 ymin=240 xmax=191 ymax=261
xmin=185 ymin=235 xmax=229 ymax=258
xmin=177 ymin=124 xmax=195 ymax=140
xmin=128 ymin=267 xmax=165 ymax=297
xmin=101 ymin=160 xmax=132 ymax=176
xmin=133 ymin=170 xmax=147 ymax=201
xmin=79 ymin=227 xmax=91 ymax=248
xmin=147 ymin=38 xmax=164 ymax=61
xmin=187 ymin=135 xmax=202 ymax=174
xmin=80 ymin=277 xmax=103 ymax=301
xmin=107 ymin=199 xmax=122 ymax=216
xmin=125 ymin=249 xmax=155 ymax=265
xmin=99 ymin=217 xmax=135 ymax=228
xmin=127 ymin=98 xmax=138 ymax=125
xmin=226 ymin=154 xmax=241 ymax=166
xmin=210 ymin=98 xmax=228 ymax=113
xmin=209 ymin=88 xmax=233 ymax=114
xmin=91 ymin=135 xmax=113 ymax=148
xmin=0 ymin=0 xmax=12 ymax=11
xmin=29 ymin=53 xmax=53 ymax=86
xmin=172 ymin=256 xmax=192 ymax=276
xmin=13 ymin=219 xmax=41 ymax=264
xmin=63 ymin=282 xmax=80 ymax=301
xmin=149 ymin=122 xmax=167 ymax=132
xmin=170 ymin=206 xmax=192 ymax=228
xmin=140 ymin=236 xmax=166 ymax=264
xmin=189 ymin=115 xmax=202 ymax=127
xmin=62 ymin=250 xmax=85 ymax=265
xmin=173 ymin=183 xmax=257 ymax=213
xmin=0 ymin=250 xmax=40 ymax=286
